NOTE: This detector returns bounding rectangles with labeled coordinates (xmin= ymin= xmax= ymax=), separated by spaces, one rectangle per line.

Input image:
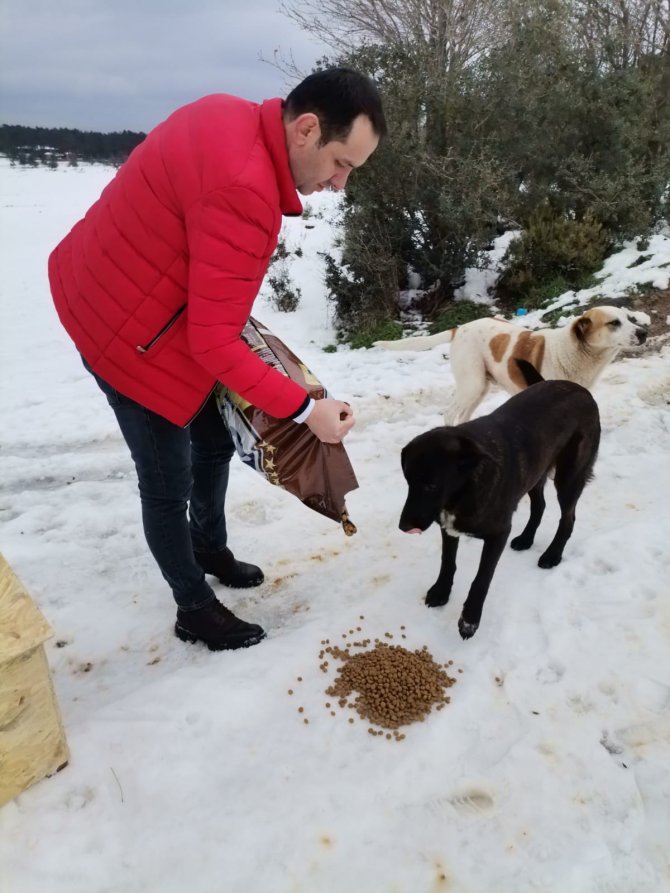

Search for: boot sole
xmin=214 ymin=575 xmax=264 ymax=589
xmin=174 ymin=623 xmax=266 ymax=651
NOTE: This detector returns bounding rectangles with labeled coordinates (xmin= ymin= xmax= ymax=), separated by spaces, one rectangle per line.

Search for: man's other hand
xmin=305 ymin=398 xmax=355 ymax=443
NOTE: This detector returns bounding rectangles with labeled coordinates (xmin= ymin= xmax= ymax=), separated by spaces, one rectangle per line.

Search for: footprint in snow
xmin=446 ymin=787 xmax=496 ymax=816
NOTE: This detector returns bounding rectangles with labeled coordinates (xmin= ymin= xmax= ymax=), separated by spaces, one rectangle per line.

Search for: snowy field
xmin=1 ymin=158 xmax=669 ymax=893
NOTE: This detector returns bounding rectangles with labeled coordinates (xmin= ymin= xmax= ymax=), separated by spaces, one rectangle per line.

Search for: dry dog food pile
xmin=289 ymin=617 xmax=458 ymax=741
xmin=326 ymin=641 xmax=456 ymax=733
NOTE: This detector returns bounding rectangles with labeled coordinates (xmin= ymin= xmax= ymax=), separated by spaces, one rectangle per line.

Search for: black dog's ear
xmin=443 ymin=432 xmax=495 ymax=471
xmin=515 ymin=358 xmax=544 ymax=385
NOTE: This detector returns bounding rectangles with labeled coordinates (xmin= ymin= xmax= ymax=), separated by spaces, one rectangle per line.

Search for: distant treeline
xmin=0 ymin=124 xmax=146 ymax=167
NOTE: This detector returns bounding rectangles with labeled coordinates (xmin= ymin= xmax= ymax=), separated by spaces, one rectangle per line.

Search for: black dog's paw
xmin=538 ymin=551 xmax=562 ymax=569
xmin=425 ymin=584 xmax=450 ymax=607
xmin=510 ymin=534 xmax=533 ymax=551
xmin=458 ymin=615 xmax=479 ymax=640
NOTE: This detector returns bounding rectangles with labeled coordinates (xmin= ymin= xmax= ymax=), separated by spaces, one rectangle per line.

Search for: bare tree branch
xmin=279 ymin=0 xmax=507 ymax=72
xmin=571 ymin=0 xmax=669 ymax=66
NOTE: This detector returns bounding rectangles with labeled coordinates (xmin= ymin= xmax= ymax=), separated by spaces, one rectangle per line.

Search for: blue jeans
xmin=83 ymin=360 xmax=235 ymax=610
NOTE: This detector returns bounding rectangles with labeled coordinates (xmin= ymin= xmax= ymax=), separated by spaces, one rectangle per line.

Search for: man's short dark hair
xmin=284 ymin=67 xmax=386 ymax=145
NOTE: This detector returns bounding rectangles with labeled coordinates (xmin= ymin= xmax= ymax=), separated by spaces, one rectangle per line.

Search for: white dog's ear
xmin=573 ymin=315 xmax=593 ymax=343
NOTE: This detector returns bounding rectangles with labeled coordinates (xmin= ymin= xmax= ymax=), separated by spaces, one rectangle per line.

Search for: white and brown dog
xmin=374 ymin=306 xmax=648 ymax=424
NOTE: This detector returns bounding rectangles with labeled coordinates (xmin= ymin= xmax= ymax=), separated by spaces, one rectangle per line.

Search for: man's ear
xmin=291 ymin=113 xmax=320 ymax=146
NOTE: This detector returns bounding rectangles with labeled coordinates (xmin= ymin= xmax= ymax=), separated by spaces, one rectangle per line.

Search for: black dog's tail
xmin=515 ymin=358 xmax=544 ymax=386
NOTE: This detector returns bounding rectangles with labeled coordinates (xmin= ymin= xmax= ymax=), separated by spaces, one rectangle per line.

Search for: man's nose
xmin=330 ymin=169 xmax=351 ymax=191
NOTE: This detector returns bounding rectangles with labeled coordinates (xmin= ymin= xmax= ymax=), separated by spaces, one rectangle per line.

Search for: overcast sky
xmin=0 ymin=0 xmax=331 ymax=133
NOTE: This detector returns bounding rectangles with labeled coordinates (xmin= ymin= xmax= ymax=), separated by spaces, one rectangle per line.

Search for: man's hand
xmin=305 ymin=398 xmax=355 ymax=443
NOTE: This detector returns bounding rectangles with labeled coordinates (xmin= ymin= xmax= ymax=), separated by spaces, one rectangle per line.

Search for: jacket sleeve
xmin=185 ymin=185 xmax=308 ymax=418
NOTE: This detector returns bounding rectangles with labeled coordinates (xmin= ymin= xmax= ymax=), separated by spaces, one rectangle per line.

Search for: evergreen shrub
xmin=498 ymin=209 xmax=609 ymax=307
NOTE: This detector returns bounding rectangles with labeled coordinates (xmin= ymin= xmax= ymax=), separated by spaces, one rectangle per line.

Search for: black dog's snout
xmin=399 ymin=500 xmax=429 ymax=533
xmin=398 ymin=506 xmax=414 ymax=532
xmin=636 ymin=327 xmax=648 ymax=344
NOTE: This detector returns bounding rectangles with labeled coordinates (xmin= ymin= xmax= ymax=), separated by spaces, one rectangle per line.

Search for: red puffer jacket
xmin=49 ymin=95 xmax=307 ymax=426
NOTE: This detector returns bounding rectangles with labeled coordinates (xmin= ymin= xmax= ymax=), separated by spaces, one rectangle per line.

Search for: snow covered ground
xmin=1 ymin=159 xmax=669 ymax=893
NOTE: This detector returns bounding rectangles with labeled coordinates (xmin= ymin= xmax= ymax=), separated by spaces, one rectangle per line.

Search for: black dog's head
xmin=399 ymin=428 xmax=494 ymax=533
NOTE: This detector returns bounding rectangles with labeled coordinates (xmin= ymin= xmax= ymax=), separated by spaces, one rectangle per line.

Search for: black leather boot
xmin=175 ymin=598 xmax=266 ymax=650
xmin=194 ymin=547 xmax=264 ymax=588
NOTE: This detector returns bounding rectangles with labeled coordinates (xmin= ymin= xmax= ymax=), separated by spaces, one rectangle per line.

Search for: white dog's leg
xmin=445 ymin=356 xmax=490 ymax=424
xmin=443 ymin=384 xmax=490 ymax=425
xmin=442 ymin=392 xmax=462 ymax=425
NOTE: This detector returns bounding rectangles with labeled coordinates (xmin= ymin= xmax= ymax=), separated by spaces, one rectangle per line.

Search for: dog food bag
xmin=215 ymin=317 xmax=359 ymax=535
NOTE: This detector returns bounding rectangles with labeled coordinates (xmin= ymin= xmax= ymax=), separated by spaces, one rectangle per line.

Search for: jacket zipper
xmin=135 ymin=304 xmax=216 ymax=429
xmin=183 ymin=384 xmax=218 ymax=428
xmin=136 ymin=305 xmax=186 ymax=353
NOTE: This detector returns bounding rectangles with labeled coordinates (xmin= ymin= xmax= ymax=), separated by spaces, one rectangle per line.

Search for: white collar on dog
xmin=439 ymin=510 xmax=461 ymax=538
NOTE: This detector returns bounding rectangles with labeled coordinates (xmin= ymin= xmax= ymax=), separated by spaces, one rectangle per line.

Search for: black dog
xmin=399 ymin=360 xmax=600 ymax=639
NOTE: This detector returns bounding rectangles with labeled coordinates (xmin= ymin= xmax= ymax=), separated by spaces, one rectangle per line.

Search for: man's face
xmin=287 ymin=113 xmax=379 ymax=196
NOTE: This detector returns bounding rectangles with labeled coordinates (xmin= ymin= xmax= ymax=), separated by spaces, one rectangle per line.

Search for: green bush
xmin=267 ymin=267 xmax=301 ymax=313
xmin=515 ymin=271 xmax=599 ymax=312
xmin=539 ymin=300 xmax=583 ymax=325
xmin=315 ymin=5 xmax=669 ymax=336
xmin=497 ymin=210 xmax=609 ymax=307
xmin=319 ymin=45 xmax=505 ymax=339
xmin=429 ymin=300 xmax=493 ymax=333
xmin=270 ymin=238 xmax=289 ymax=263
xmin=322 ymin=249 xmax=400 ymax=335
xmin=346 ymin=320 xmax=404 ymax=350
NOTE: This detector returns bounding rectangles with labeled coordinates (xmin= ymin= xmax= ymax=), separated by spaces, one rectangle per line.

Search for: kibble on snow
xmin=290 ymin=625 xmax=458 ymax=740
xmin=325 ymin=641 xmax=456 ymax=733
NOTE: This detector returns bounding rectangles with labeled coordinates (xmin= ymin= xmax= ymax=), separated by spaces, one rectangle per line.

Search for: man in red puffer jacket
xmin=49 ymin=68 xmax=385 ymax=651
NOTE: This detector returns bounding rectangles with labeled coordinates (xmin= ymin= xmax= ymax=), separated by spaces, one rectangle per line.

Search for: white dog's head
xmin=572 ymin=306 xmax=648 ymax=353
